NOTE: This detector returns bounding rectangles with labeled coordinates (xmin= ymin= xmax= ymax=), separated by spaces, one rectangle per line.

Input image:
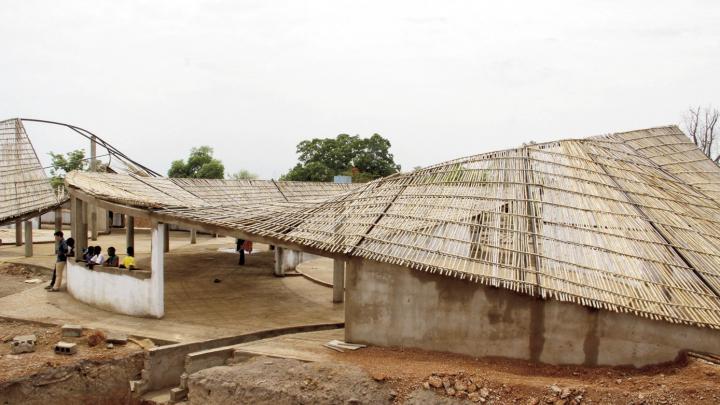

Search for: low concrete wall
xmin=344 ymin=258 xmax=720 ymax=367
xmin=66 ymin=260 xmax=155 ymax=317
xmin=281 ymin=250 xmax=320 ymax=272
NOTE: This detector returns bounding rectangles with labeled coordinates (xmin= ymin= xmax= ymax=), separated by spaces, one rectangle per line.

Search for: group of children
xmin=83 ymin=245 xmax=135 ymax=270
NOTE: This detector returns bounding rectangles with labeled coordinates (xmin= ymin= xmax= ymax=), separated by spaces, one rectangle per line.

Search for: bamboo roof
xmin=66 ymin=125 xmax=720 ymax=329
xmin=0 ymin=118 xmax=62 ymax=225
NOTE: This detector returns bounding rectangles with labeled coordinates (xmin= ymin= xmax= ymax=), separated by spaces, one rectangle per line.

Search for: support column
xmin=15 ymin=220 xmax=22 ymax=246
xmin=163 ymin=224 xmax=170 ymax=252
xmin=24 ymin=220 xmax=33 ymax=257
xmin=89 ymin=135 xmax=98 ymax=241
xmin=150 ymin=222 xmax=165 ymax=318
xmin=333 ymin=259 xmax=345 ymax=303
xmin=76 ymin=199 xmax=88 ymax=260
xmin=54 ymin=208 xmax=63 ymax=231
xmin=126 ymin=215 xmax=135 ymax=249
xmin=90 ymin=208 xmax=98 ymax=241
xmin=274 ymin=246 xmax=285 ymax=276
xmin=190 ymin=228 xmax=197 ymax=244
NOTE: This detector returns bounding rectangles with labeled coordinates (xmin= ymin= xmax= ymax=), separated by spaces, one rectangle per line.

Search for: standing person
xmin=236 ymin=238 xmax=245 ymax=265
xmin=46 ymin=237 xmax=74 ymax=290
xmin=49 ymin=231 xmax=68 ymax=292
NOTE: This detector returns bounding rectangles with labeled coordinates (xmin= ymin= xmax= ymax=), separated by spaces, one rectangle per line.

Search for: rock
xmin=428 ymin=376 xmax=443 ymax=388
xmin=456 ymin=391 xmax=468 ymax=399
xmin=442 ymin=378 xmax=452 ymax=389
xmin=170 ymin=387 xmax=188 ymax=402
xmin=371 ymin=372 xmax=386 ymax=382
xmin=480 ymin=387 xmax=490 ymax=398
xmin=615 ymin=378 xmax=622 ymax=384
xmin=446 ymin=387 xmax=456 ymax=396
xmin=560 ymin=388 xmax=571 ymax=399
xmin=61 ymin=324 xmax=82 ymax=337
xmin=554 ymin=400 xmax=566 ymax=405
xmin=422 ymin=381 xmax=430 ymax=390
xmin=706 ymin=371 xmax=717 ymax=376
xmin=527 ymin=398 xmax=540 ymax=405
xmin=346 ymin=399 xmax=360 ymax=405
xmin=549 ymin=385 xmax=562 ymax=394
xmin=468 ymin=383 xmax=478 ymax=393
xmin=468 ymin=392 xmax=482 ymax=402
xmin=455 ymin=381 xmax=467 ymax=392
xmin=106 ymin=343 xmax=114 ymax=349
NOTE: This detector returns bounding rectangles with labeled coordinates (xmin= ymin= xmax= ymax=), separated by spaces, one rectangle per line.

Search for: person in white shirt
xmin=88 ymin=246 xmax=104 ymax=269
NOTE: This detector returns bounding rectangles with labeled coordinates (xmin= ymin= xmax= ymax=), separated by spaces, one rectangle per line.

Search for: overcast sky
xmin=2 ymin=1 xmax=719 ymax=179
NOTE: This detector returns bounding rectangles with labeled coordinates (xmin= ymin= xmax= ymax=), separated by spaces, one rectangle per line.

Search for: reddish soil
xmin=335 ymin=346 xmax=720 ymax=404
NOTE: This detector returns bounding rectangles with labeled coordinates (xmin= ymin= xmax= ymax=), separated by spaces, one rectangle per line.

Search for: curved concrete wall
xmin=66 ymin=260 xmax=156 ymax=317
xmin=344 ymin=258 xmax=720 ymax=367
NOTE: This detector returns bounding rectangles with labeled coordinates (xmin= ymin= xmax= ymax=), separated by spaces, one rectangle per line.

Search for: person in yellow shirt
xmin=119 ymin=246 xmax=136 ymax=270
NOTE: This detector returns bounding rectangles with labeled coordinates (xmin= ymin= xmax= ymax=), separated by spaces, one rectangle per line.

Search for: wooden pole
xmin=163 ymin=223 xmax=170 ymax=253
xmin=15 ymin=220 xmax=22 ymax=246
xmin=333 ymin=259 xmax=345 ymax=303
xmin=190 ymin=228 xmax=197 ymax=244
xmin=24 ymin=220 xmax=33 ymax=257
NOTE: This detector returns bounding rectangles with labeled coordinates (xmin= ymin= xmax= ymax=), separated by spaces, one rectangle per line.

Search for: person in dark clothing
xmin=48 ymin=231 xmax=68 ymax=292
xmin=236 ymin=239 xmax=245 ymax=265
xmin=47 ymin=237 xmax=74 ymax=290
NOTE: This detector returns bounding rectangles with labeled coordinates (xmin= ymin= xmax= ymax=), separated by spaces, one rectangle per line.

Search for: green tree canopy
xmin=281 ymin=134 xmax=400 ymax=182
xmin=168 ymin=146 xmax=225 ymax=179
xmin=49 ymin=149 xmax=86 ymax=190
xmin=228 ymin=169 xmax=259 ymax=180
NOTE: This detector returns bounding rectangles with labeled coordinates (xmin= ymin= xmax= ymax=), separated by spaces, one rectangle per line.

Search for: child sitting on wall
xmin=104 ymin=247 xmax=119 ymax=267
xmin=87 ymin=246 xmax=104 ymax=269
xmin=119 ymin=246 xmax=136 ymax=270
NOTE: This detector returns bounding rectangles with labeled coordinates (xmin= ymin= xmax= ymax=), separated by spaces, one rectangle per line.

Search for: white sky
xmin=2 ymin=1 xmax=719 ymax=179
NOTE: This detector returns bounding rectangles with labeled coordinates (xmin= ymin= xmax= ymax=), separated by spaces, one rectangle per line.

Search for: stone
xmin=346 ymin=399 xmax=360 ymax=405
xmin=371 ymin=372 xmax=386 ymax=381
xmin=422 ymin=382 xmax=430 ymax=390
xmin=105 ymin=331 xmax=128 ymax=344
xmin=106 ymin=343 xmax=114 ymax=349
xmin=54 ymin=341 xmax=77 ymax=355
xmin=549 ymin=384 xmax=562 ymax=394
xmin=527 ymin=398 xmax=540 ymax=405
xmin=468 ymin=383 xmax=478 ymax=393
xmin=169 ymin=387 xmax=188 ymax=402
xmin=180 ymin=373 xmax=189 ymax=390
xmin=560 ymin=388 xmax=571 ymax=399
xmin=61 ymin=324 xmax=82 ymax=337
xmin=455 ymin=381 xmax=467 ymax=392
xmin=480 ymin=387 xmax=490 ymax=398
xmin=616 ymin=378 xmax=622 ymax=384
xmin=456 ymin=391 xmax=468 ymax=399
xmin=11 ymin=335 xmax=36 ymax=354
xmin=389 ymin=390 xmax=398 ymax=399
xmin=442 ymin=378 xmax=452 ymax=389
xmin=554 ymin=400 xmax=566 ymax=405
xmin=446 ymin=387 xmax=456 ymax=396
xmin=428 ymin=376 xmax=443 ymax=388
xmin=468 ymin=392 xmax=482 ymax=402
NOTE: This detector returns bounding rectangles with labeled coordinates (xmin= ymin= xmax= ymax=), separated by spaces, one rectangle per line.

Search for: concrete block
xmin=179 ymin=373 xmax=188 ymax=390
xmin=61 ymin=324 xmax=83 ymax=337
xmin=54 ymin=341 xmax=77 ymax=355
xmin=105 ymin=331 xmax=128 ymax=344
xmin=185 ymin=347 xmax=235 ymax=375
xmin=11 ymin=334 xmax=37 ymax=354
xmin=169 ymin=387 xmax=188 ymax=402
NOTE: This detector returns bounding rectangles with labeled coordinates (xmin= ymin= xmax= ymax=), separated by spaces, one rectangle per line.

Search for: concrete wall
xmin=344 ymin=258 xmax=720 ymax=367
xmin=281 ymin=250 xmax=320 ymax=272
xmin=66 ymin=260 xmax=155 ymax=317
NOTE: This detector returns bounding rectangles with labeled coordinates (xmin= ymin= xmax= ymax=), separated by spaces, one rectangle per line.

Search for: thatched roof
xmin=0 ymin=118 xmax=63 ymax=225
xmin=66 ymin=125 xmax=720 ymax=329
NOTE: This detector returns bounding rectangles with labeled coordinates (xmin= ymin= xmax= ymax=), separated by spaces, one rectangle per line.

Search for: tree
xmin=281 ymin=134 xmax=400 ymax=182
xmin=168 ymin=146 xmax=225 ymax=179
xmin=49 ymin=149 xmax=86 ymax=190
xmin=684 ymin=105 xmax=720 ymax=163
xmin=229 ymin=169 xmax=259 ymax=180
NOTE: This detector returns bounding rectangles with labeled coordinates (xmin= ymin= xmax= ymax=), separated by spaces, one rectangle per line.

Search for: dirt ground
xmin=333 ymin=346 xmax=720 ymax=404
xmin=0 ymin=318 xmax=144 ymax=404
xmin=0 ymin=262 xmax=52 ymax=298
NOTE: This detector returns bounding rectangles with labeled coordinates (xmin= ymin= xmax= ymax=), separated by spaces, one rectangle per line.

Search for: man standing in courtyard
xmin=50 ymin=231 xmax=68 ymax=292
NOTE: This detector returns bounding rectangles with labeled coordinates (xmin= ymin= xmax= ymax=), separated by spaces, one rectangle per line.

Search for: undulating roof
xmin=0 ymin=118 xmax=63 ymax=225
xmin=66 ymin=125 xmax=720 ymax=329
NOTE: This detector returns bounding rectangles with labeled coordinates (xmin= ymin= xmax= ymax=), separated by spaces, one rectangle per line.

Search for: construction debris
xmin=54 ymin=341 xmax=77 ymax=355
xmin=10 ymin=334 xmax=36 ymax=354
xmin=323 ymin=340 xmax=366 ymax=353
xmin=105 ymin=331 xmax=128 ymax=345
xmin=61 ymin=324 xmax=82 ymax=337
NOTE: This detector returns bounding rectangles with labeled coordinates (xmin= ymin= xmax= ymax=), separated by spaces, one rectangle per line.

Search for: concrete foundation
xmin=344 ymin=258 xmax=720 ymax=367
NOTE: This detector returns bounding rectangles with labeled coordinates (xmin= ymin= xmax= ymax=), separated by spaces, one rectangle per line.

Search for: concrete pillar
xmin=190 ymin=228 xmax=197 ymax=244
xmin=333 ymin=259 xmax=345 ymax=303
xmin=150 ymin=222 xmax=165 ymax=318
xmin=54 ymin=208 xmax=62 ymax=231
xmin=15 ymin=220 xmax=22 ymax=246
xmin=24 ymin=220 xmax=33 ymax=257
xmin=274 ymin=247 xmax=285 ymax=276
xmin=90 ymin=208 xmax=98 ymax=241
xmin=126 ymin=215 xmax=135 ymax=249
xmin=163 ymin=224 xmax=170 ymax=253
xmin=76 ymin=199 xmax=88 ymax=260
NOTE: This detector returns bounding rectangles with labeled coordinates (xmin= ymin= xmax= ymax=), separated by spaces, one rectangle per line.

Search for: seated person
xmin=82 ymin=246 xmax=95 ymax=262
xmin=87 ymin=246 xmax=104 ymax=269
xmin=119 ymin=246 xmax=136 ymax=270
xmin=66 ymin=238 xmax=75 ymax=258
xmin=104 ymin=247 xmax=119 ymax=267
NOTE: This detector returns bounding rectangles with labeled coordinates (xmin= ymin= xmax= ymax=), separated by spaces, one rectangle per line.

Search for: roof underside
xmin=66 ymin=125 xmax=720 ymax=329
xmin=0 ymin=119 xmax=62 ymax=225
